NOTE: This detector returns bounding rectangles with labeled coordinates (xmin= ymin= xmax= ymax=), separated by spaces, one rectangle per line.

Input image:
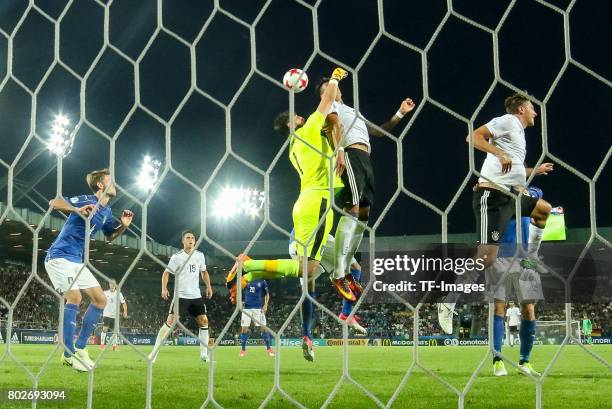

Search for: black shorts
xmin=168 ymin=297 xmax=207 ymax=318
xmin=338 ymin=147 xmax=375 ymax=208
xmin=473 ymin=187 xmax=538 ymax=245
xmin=509 ymin=325 xmax=518 ymax=333
xmin=102 ymin=316 xmax=114 ymax=328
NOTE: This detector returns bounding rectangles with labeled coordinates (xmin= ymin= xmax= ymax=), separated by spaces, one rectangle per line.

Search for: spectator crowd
xmin=2 ymin=262 xmax=611 ymax=339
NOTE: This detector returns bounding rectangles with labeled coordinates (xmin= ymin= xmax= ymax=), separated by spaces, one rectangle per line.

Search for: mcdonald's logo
xmin=382 ymin=339 xmax=392 ymax=346
xmin=428 ymin=338 xmax=437 ymax=347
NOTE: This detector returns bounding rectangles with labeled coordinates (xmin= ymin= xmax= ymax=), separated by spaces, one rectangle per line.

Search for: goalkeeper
xmin=583 ymin=315 xmax=592 ymax=345
xmin=226 ymin=67 xmax=348 ymax=361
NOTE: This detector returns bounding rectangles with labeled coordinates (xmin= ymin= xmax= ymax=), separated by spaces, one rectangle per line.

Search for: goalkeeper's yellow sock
xmin=243 ymin=259 xmax=299 ymax=278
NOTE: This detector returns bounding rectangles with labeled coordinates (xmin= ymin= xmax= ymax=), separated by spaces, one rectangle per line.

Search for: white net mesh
xmin=0 ymin=0 xmax=610 ymax=408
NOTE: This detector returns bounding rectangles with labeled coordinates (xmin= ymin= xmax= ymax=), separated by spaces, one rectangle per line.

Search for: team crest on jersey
xmin=491 ymin=231 xmax=500 ymax=241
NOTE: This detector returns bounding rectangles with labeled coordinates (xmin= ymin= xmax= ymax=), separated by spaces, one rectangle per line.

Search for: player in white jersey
xmin=437 ymin=93 xmax=553 ymax=335
xmin=471 ymin=93 xmax=552 ymax=262
xmin=149 ymin=231 xmax=213 ymax=363
xmin=506 ymin=302 xmax=521 ymax=347
xmin=100 ymin=281 xmax=127 ymax=351
xmin=316 ymin=78 xmax=416 ymax=299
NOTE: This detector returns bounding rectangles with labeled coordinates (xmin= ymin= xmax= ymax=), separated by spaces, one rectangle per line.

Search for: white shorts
xmin=44 ymin=258 xmax=100 ymax=293
xmin=486 ymin=258 xmax=544 ymax=303
xmin=241 ymin=308 xmax=266 ymax=327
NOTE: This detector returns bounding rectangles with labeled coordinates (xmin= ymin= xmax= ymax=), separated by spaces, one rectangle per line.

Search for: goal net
xmin=536 ymin=320 xmax=582 ymax=344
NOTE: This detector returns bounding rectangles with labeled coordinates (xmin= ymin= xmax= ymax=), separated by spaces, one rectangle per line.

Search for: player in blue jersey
xmin=489 ymin=186 xmax=544 ymax=377
xmin=239 ymin=279 xmax=274 ymax=357
xmin=45 ymin=168 xmax=134 ymax=371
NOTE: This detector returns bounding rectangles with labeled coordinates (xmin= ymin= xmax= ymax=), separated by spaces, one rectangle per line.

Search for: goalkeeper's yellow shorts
xmin=292 ymin=189 xmax=334 ymax=262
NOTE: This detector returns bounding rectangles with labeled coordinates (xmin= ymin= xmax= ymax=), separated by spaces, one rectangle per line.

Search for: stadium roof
xmin=3 ymin=201 xmax=610 ymax=277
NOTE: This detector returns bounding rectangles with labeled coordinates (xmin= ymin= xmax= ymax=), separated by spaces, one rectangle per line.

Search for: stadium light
xmin=47 ymin=114 xmax=77 ymax=157
xmin=212 ymin=186 xmax=265 ymax=219
xmin=136 ymin=155 xmax=162 ymax=192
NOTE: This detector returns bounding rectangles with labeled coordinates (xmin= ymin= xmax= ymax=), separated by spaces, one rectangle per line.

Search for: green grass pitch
xmin=1 ymin=344 xmax=610 ymax=408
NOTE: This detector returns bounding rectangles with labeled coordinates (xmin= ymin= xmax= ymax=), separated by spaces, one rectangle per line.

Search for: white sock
xmin=345 ymin=221 xmax=366 ymax=275
xmin=101 ymin=331 xmax=106 ymax=346
xmin=199 ymin=327 xmax=209 ymax=358
xmin=334 ymin=215 xmax=358 ymax=279
xmin=153 ymin=323 xmax=171 ymax=353
xmin=300 ymin=264 xmax=325 ymax=287
xmin=528 ymin=224 xmax=545 ymax=258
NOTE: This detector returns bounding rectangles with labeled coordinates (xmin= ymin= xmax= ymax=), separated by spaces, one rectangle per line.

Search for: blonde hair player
xmin=45 ymin=168 xmax=134 ymax=371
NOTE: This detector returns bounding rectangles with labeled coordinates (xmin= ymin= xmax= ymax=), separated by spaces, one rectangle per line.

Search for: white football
xmin=283 ymin=68 xmax=308 ymax=93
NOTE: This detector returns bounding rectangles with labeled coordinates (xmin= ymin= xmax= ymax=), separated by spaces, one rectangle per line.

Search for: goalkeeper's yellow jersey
xmin=289 ymin=111 xmax=343 ymax=191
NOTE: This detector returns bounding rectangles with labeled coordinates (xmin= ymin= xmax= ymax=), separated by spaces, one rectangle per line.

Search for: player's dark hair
xmin=316 ymin=77 xmax=330 ymax=96
xmin=273 ymin=111 xmax=290 ymax=137
xmin=181 ymin=230 xmax=196 ymax=239
xmin=86 ymin=168 xmax=110 ymax=193
xmin=504 ymin=92 xmax=532 ymax=114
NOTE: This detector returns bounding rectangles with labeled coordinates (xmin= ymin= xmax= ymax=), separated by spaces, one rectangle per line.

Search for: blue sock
xmin=493 ymin=315 xmax=504 ymax=361
xmin=350 ymin=267 xmax=361 ymax=282
xmin=75 ymin=304 xmax=103 ymax=350
xmin=302 ymin=291 xmax=315 ymax=338
xmin=342 ymin=268 xmax=362 ymax=316
xmin=240 ymin=332 xmax=248 ymax=351
xmin=307 ymin=291 xmax=316 ymax=337
xmin=519 ymin=319 xmax=536 ymax=363
xmin=63 ymin=304 xmax=79 ymax=357
xmin=341 ymin=299 xmax=352 ymax=316
xmin=261 ymin=332 xmax=271 ymax=349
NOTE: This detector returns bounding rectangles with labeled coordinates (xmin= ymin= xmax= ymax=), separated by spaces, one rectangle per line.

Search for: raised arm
xmin=105 ymin=210 xmax=133 ymax=242
xmin=369 ymin=98 xmax=416 ymax=137
xmin=49 ymin=197 xmax=96 ymax=217
xmin=315 ymin=68 xmax=348 ymax=116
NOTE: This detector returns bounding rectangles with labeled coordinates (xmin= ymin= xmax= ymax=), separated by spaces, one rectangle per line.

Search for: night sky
xmin=0 ymin=0 xmax=610 ymax=250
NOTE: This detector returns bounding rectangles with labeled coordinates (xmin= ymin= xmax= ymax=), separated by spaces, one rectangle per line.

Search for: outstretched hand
xmin=399 ymin=98 xmax=416 ymax=115
xmin=121 ymin=210 xmax=134 ymax=227
xmin=536 ymin=162 xmax=554 ymax=175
